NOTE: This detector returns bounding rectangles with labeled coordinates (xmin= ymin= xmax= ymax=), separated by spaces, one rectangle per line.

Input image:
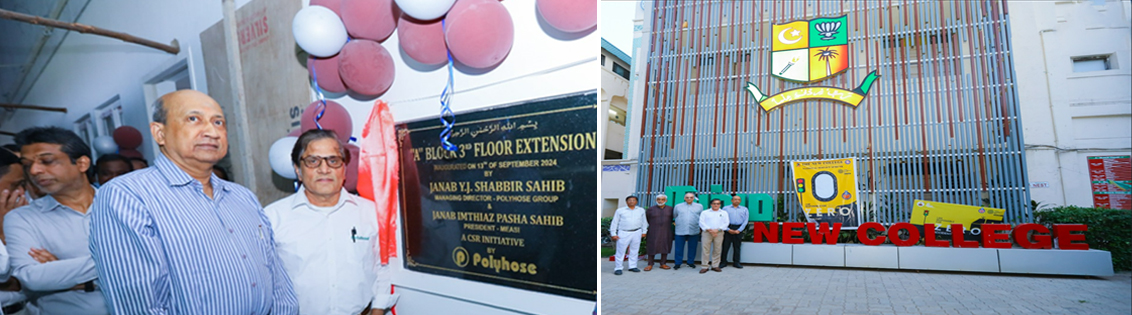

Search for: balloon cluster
xmin=94 ymin=126 xmax=145 ymax=158
xmin=296 ymin=0 xmax=525 ymax=77
xmin=294 ymin=0 xmax=396 ymax=97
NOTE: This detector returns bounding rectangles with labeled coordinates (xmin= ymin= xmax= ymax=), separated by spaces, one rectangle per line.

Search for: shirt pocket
xmin=349 ymin=227 xmax=378 ymax=263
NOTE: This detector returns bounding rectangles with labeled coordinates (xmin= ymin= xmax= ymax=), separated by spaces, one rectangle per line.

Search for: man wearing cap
xmin=643 ymin=194 xmax=674 ymax=271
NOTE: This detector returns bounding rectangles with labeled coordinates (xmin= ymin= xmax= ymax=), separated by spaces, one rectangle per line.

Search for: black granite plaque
xmin=396 ymin=92 xmax=597 ymax=300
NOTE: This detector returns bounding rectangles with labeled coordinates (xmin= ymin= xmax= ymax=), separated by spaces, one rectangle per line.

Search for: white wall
xmin=2 ymin=0 xmax=597 ymax=313
xmin=600 ymin=49 xmax=630 ymax=158
xmin=600 ymin=161 xmax=635 ymax=217
xmin=1009 ymin=0 xmax=1132 ymax=208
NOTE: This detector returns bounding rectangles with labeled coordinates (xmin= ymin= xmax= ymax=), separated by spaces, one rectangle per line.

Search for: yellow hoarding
xmin=790 ymin=158 xmax=861 ymax=228
xmin=910 ymin=200 xmax=1004 ymax=237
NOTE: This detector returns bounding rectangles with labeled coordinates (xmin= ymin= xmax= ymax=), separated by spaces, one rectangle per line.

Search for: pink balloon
xmin=112 ymin=126 xmax=144 ymax=150
xmin=300 ymin=100 xmax=354 ymax=143
xmin=344 ymin=143 xmax=360 ymax=193
xmin=310 ymin=0 xmax=343 ymax=16
xmin=340 ymin=0 xmax=399 ymax=42
xmin=338 ymin=40 xmax=395 ymax=96
xmin=445 ymin=0 xmax=513 ymax=68
xmin=397 ymin=15 xmax=448 ymax=65
xmin=536 ymin=0 xmax=596 ymax=33
xmin=309 ymin=54 xmax=348 ymax=93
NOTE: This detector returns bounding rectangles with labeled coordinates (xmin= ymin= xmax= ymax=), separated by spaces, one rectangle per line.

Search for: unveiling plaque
xmin=396 ymin=92 xmax=597 ymax=300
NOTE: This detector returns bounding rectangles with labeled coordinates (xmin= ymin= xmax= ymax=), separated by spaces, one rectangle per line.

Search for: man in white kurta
xmin=264 ymin=130 xmax=396 ymax=315
xmin=609 ymin=196 xmax=647 ymax=275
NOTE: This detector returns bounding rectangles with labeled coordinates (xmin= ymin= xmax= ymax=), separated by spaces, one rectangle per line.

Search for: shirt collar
xmin=289 ymin=186 xmax=356 ymax=212
xmin=154 ymin=152 xmax=229 ymax=192
xmin=34 ymin=185 xmax=98 ymax=213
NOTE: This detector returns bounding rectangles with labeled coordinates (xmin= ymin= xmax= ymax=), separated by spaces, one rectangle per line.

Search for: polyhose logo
xmin=746 ymin=15 xmax=880 ymax=112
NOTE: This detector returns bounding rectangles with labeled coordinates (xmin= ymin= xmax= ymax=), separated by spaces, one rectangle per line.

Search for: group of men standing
xmin=608 ymin=192 xmax=749 ymax=275
xmin=0 ymin=90 xmax=393 ymax=315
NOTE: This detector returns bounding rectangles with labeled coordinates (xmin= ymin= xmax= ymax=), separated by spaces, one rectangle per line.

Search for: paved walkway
xmin=600 ymin=258 xmax=1131 ymax=315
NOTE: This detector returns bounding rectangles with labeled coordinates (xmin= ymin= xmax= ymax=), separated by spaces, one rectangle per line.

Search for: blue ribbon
xmin=439 ymin=19 xmax=457 ymax=151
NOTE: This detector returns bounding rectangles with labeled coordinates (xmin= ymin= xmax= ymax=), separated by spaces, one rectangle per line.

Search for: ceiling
xmin=0 ymin=0 xmax=92 ymax=110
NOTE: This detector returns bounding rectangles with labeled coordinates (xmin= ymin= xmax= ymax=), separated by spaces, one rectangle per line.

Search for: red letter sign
xmin=1012 ymin=223 xmax=1052 ymax=249
xmin=981 ymin=224 xmax=1012 ymax=249
xmin=1053 ymin=224 xmax=1089 ymax=250
xmin=857 ymin=222 xmax=886 ymax=245
xmin=923 ymin=224 xmax=949 ymax=247
xmin=808 ymin=222 xmax=842 ymax=245
xmin=752 ymin=222 xmax=779 ymax=243
xmin=782 ymin=222 xmax=805 ymax=244
xmin=951 ymin=224 xmax=980 ymax=248
xmin=888 ymin=223 xmax=920 ymax=247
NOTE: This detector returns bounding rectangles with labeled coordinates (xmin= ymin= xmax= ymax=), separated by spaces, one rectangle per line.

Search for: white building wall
xmin=1010 ymin=0 xmax=1132 ymax=208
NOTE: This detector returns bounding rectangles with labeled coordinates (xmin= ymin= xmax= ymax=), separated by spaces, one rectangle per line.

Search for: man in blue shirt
xmin=719 ymin=194 xmax=749 ymax=269
xmin=5 ymin=127 xmax=106 ymax=314
xmin=89 ymin=90 xmax=298 ymax=314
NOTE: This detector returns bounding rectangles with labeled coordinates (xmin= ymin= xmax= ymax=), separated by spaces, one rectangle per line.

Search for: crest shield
xmin=771 ymin=15 xmax=849 ymax=83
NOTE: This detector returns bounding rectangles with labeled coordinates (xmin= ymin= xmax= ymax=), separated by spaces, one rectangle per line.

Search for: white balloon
xmin=93 ymin=135 xmax=118 ymax=155
xmin=293 ymin=5 xmax=349 ymax=57
xmin=395 ymin=0 xmax=456 ymax=21
xmin=269 ymin=136 xmax=299 ymax=180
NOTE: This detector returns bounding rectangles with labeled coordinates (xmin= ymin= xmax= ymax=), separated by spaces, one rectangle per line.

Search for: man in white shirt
xmin=609 ymin=196 xmax=647 ymax=275
xmin=264 ymin=130 xmax=396 ymax=315
xmin=698 ymin=199 xmax=730 ymax=274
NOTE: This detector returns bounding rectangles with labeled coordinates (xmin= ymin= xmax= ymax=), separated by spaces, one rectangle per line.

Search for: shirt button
xmin=229 ymin=229 xmax=234 ymax=233
xmin=242 ymin=254 xmax=247 ymax=259
xmin=251 ymin=282 xmax=257 ymax=287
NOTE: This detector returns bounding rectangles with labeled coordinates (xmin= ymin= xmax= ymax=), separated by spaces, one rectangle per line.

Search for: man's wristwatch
xmin=83 ymin=281 xmax=95 ymax=292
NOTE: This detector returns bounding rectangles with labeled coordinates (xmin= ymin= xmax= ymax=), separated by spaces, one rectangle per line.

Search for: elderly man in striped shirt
xmin=89 ymin=90 xmax=298 ymax=314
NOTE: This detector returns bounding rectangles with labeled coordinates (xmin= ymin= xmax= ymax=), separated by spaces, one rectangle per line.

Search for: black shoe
xmin=719 ymin=262 xmax=728 ymax=268
xmin=733 ymin=264 xmax=744 ymax=269
xmin=614 ymin=270 xmax=623 ymax=275
xmin=628 ymin=268 xmax=641 ymax=272
xmin=688 ymin=263 xmax=696 ymax=268
xmin=673 ymin=264 xmax=681 ymax=270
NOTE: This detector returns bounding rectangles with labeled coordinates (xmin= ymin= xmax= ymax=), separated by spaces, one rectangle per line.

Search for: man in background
xmin=0 ymin=149 xmax=27 ymax=219
xmin=89 ymin=90 xmax=297 ymax=314
xmin=127 ymin=157 xmax=148 ymax=170
xmin=5 ymin=127 xmax=106 ymax=314
xmin=265 ymin=129 xmax=396 ymax=315
xmin=0 ymin=148 xmax=29 ymax=314
xmin=93 ymin=154 xmax=133 ymax=186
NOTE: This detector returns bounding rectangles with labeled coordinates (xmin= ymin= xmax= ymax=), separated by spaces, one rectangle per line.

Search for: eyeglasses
xmin=300 ymin=155 xmax=345 ymax=169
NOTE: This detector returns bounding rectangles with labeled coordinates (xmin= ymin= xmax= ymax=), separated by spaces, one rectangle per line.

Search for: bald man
xmin=89 ymin=90 xmax=298 ymax=314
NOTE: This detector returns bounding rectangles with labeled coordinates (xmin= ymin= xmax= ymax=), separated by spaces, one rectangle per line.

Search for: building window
xmin=1072 ymin=55 xmax=1112 ymax=72
xmin=608 ymin=106 xmax=627 ymax=126
xmin=601 ymin=54 xmax=606 ymax=66
xmin=612 ymin=63 xmax=630 ymax=79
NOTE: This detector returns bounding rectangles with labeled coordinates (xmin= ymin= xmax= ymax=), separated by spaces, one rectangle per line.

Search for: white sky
xmin=600 ymin=1 xmax=638 ymax=55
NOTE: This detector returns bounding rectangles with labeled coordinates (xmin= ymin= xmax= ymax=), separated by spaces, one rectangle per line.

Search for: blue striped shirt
xmin=89 ymin=153 xmax=298 ymax=314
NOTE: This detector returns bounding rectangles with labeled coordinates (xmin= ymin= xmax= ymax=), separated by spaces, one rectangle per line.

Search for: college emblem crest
xmin=746 ymin=15 xmax=880 ymax=112
xmin=771 ymin=15 xmax=849 ymax=83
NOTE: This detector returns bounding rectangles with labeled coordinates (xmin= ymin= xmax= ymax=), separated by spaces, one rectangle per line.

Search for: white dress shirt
xmin=264 ymin=188 xmax=397 ymax=315
xmin=698 ymin=209 xmax=730 ymax=231
xmin=609 ymin=206 xmax=648 ymax=235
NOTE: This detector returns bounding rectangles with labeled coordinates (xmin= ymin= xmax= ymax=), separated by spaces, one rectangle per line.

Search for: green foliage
xmin=600 ymin=217 xmax=612 ymax=247
xmin=1035 ymin=206 xmax=1131 ymax=271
